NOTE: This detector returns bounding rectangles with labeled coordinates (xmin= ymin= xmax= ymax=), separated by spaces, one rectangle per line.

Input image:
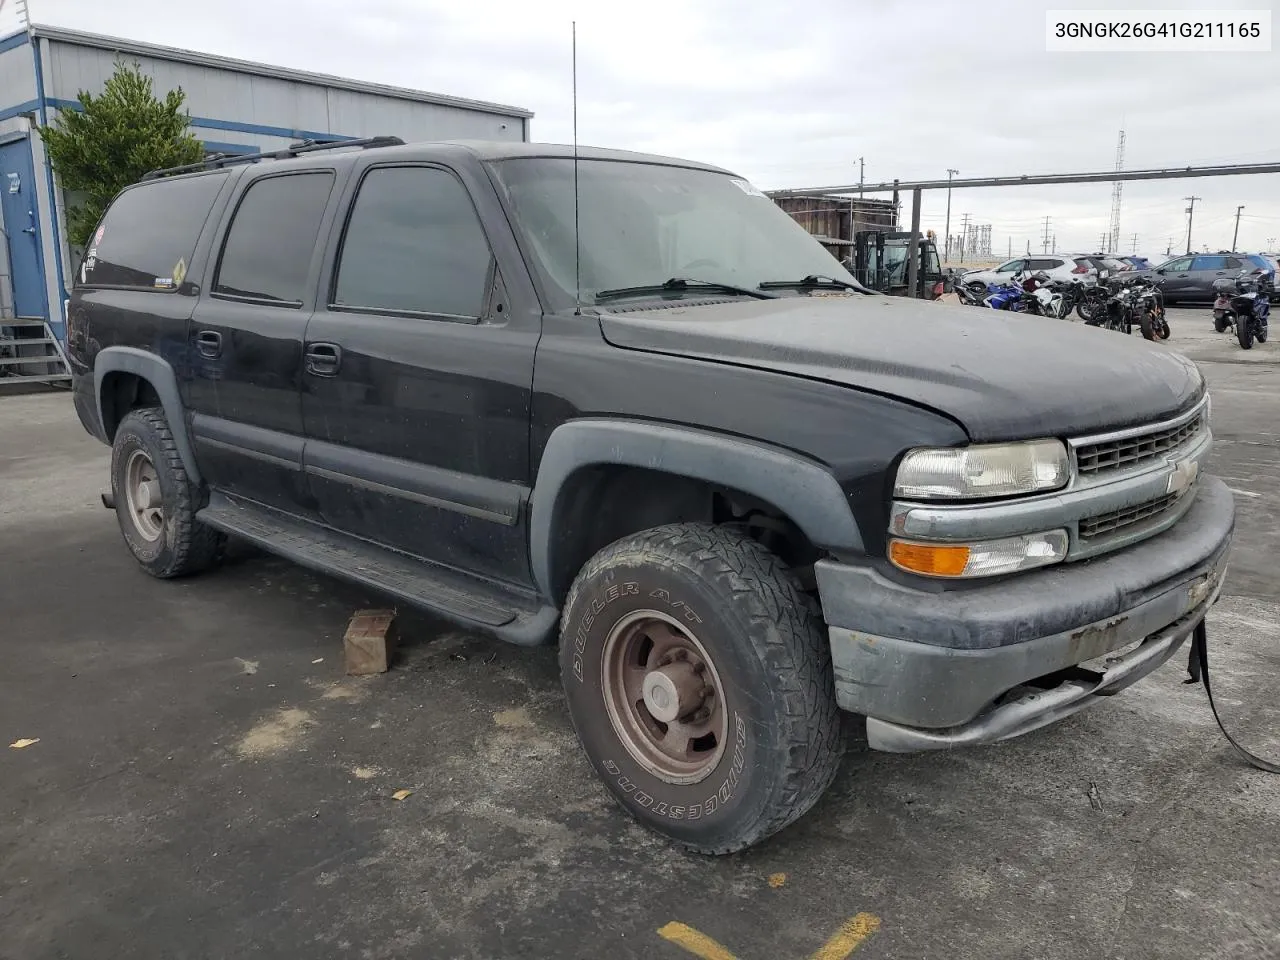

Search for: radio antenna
xmin=572 ymin=20 xmax=582 ymax=316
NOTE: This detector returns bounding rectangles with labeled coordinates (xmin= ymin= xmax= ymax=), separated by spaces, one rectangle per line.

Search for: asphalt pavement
xmin=2 ymin=307 xmax=1278 ymax=960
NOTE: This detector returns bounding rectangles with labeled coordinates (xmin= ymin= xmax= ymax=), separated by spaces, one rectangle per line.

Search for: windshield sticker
xmin=729 ymin=178 xmax=768 ymax=198
xmin=153 ymin=277 xmax=174 ymax=290
xmin=93 ymin=224 xmax=106 ymax=246
xmin=172 ymin=257 xmax=187 ymax=288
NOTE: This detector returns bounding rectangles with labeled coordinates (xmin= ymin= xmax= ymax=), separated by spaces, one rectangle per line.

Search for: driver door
xmin=1157 ymin=257 xmax=1194 ymax=299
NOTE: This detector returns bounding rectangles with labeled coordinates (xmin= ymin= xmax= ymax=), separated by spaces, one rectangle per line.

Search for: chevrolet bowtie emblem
xmin=1166 ymin=459 xmax=1199 ymax=496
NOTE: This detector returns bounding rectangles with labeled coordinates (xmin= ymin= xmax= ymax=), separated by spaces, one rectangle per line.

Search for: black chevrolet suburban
xmin=67 ymin=138 xmax=1234 ymax=854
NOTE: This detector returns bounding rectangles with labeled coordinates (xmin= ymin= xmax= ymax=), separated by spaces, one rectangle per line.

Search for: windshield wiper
xmin=758 ymin=274 xmax=871 ymax=294
xmin=594 ymin=277 xmax=779 ymax=303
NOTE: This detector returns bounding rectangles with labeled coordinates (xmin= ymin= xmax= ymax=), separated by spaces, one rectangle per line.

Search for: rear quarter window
xmin=80 ymin=172 xmax=227 ymax=290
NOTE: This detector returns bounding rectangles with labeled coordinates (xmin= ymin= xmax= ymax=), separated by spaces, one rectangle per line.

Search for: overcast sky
xmin=11 ymin=0 xmax=1280 ymax=259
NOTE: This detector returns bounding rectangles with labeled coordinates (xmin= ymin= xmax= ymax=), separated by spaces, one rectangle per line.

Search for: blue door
xmin=0 ymin=138 xmax=48 ymax=318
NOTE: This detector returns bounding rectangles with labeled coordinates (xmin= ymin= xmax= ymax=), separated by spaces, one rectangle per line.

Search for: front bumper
xmin=817 ymin=477 xmax=1235 ymax=752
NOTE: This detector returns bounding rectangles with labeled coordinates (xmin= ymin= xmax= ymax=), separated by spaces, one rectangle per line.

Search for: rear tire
xmin=110 ymin=408 xmax=225 ymax=578
xmin=558 ymin=522 xmax=843 ymax=854
xmin=1214 ymin=313 xmax=1230 ymax=333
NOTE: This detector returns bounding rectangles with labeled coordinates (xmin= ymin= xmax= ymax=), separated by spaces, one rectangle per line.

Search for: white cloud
xmin=27 ymin=0 xmax=1280 ymax=254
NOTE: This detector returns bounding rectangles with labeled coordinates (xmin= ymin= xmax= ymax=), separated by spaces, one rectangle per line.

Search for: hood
xmin=598 ymin=295 xmax=1204 ymax=443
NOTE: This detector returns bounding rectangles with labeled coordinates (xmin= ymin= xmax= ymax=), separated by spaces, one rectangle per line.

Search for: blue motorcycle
xmin=982 ymin=279 xmax=1029 ymax=311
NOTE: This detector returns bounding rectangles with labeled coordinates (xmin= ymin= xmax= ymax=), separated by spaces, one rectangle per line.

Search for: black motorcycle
xmin=1131 ymin=276 xmax=1170 ymax=341
xmin=1213 ymin=269 xmax=1271 ymax=349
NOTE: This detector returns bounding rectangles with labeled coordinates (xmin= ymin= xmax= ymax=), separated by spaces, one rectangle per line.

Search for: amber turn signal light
xmin=888 ymin=540 xmax=971 ymax=577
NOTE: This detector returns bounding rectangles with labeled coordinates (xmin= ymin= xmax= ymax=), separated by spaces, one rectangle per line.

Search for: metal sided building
xmin=0 ymin=24 xmax=533 ymax=338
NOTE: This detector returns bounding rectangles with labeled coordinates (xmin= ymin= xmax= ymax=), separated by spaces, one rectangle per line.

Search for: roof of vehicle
xmin=138 ymin=138 xmax=737 ymax=185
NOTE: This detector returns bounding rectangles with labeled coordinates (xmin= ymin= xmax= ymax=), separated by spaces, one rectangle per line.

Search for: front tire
xmin=111 ymin=408 xmax=225 ymax=578
xmin=1238 ymin=319 xmax=1255 ymax=350
xmin=559 ymin=523 xmax=843 ymax=854
xmin=1139 ymin=311 xmax=1156 ymax=341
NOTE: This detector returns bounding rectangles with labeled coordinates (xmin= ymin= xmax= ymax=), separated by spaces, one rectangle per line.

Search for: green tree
xmin=39 ymin=60 xmax=204 ymax=247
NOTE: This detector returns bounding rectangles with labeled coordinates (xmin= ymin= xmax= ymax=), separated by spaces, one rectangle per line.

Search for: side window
xmin=333 ymin=166 xmax=492 ymax=319
xmin=1224 ymin=257 xmax=1243 ymax=269
xmin=1192 ymin=255 xmax=1225 ymax=271
xmin=80 ymin=172 xmax=226 ymax=289
xmin=995 ymin=260 xmax=1020 ymax=273
xmin=1164 ymin=257 xmax=1192 ymax=271
xmin=214 ymin=172 xmax=335 ymax=304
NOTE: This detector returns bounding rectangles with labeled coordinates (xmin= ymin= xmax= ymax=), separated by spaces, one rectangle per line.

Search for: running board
xmin=197 ymin=492 xmax=558 ymax=646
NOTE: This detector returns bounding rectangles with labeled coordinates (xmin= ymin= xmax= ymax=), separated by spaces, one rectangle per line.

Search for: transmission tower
xmin=1108 ymin=129 xmax=1125 ymax=253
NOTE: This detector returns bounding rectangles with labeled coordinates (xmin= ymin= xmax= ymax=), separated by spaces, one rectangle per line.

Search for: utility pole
xmin=943 ymin=168 xmax=958 ymax=263
xmin=1268 ymin=236 xmax=1277 ymax=250
xmin=1098 ymin=232 xmax=1108 ymax=251
xmin=857 ymin=157 xmax=864 ymax=198
xmin=1232 ymin=205 xmax=1244 ymax=251
xmin=1130 ymin=233 xmax=1139 ymax=253
xmin=959 ymin=212 xmax=971 ymax=263
xmin=1166 ymin=237 xmax=1173 ymax=256
xmin=1042 ymin=216 xmax=1052 ymax=254
xmin=1008 ymin=237 xmax=1012 ymax=258
xmin=1184 ymin=196 xmax=1200 ymax=254
xmin=1051 ymin=233 xmax=1057 ymax=254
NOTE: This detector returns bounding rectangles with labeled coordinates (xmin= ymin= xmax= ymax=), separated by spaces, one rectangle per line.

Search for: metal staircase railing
xmin=0 ymin=318 xmax=71 ymax=386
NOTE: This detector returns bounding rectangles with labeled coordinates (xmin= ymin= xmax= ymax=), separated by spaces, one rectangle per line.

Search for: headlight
xmin=894 ymin=440 xmax=1070 ymax=500
xmin=889 ymin=530 xmax=1069 ymax=578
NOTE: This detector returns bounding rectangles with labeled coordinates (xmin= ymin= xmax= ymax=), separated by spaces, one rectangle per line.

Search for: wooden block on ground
xmin=344 ymin=609 xmax=398 ymax=675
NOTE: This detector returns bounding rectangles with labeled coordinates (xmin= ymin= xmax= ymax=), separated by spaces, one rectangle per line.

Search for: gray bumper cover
xmin=817 ymin=477 xmax=1235 ymax=750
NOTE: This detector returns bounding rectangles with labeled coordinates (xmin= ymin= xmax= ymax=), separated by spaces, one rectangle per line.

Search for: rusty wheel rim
xmin=600 ymin=609 xmax=729 ymax=785
xmin=124 ymin=449 xmax=165 ymax=542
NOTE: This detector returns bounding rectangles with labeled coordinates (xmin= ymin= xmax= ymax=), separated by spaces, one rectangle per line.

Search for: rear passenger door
xmin=300 ymin=162 xmax=538 ymax=587
xmin=186 ymin=170 xmax=342 ymax=515
xmin=1189 ymin=255 xmax=1230 ymax=300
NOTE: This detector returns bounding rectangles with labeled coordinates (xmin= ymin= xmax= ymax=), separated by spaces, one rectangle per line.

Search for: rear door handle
xmin=196 ymin=330 xmax=222 ymax=358
xmin=305 ymin=342 xmax=342 ymax=376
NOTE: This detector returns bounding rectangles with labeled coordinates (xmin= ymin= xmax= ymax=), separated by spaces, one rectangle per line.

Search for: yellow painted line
xmin=809 ymin=913 xmax=882 ymax=960
xmin=657 ymin=922 xmax=739 ymax=960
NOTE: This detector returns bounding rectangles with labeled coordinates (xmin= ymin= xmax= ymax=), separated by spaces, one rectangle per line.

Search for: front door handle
xmin=305 ymin=342 xmax=342 ymax=376
xmin=196 ymin=330 xmax=222 ymax=359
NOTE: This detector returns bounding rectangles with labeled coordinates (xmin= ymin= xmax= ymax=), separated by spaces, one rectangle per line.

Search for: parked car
xmin=1075 ymin=254 xmax=1131 ymax=275
xmin=1112 ymin=255 xmax=1152 ymax=271
xmin=1152 ymin=253 xmax=1271 ymax=303
xmin=66 ymin=138 xmax=1234 ymax=854
xmin=961 ymin=254 xmax=1090 ymax=287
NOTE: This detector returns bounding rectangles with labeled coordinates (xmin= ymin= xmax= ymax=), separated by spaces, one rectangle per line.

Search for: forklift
xmin=846 ymin=229 xmax=945 ymax=299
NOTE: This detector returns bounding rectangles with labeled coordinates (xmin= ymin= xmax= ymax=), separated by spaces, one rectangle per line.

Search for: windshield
xmin=489 ymin=158 xmax=858 ymax=307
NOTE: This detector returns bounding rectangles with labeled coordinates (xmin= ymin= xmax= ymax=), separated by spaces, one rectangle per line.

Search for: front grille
xmin=1075 ymin=411 xmax=1205 ymax=477
xmin=1078 ymin=490 xmax=1186 ymax=540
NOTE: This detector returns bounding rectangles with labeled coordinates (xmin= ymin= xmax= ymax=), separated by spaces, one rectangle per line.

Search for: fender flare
xmin=528 ymin=419 xmax=865 ymax=599
xmin=94 ymin=346 xmax=202 ymax=485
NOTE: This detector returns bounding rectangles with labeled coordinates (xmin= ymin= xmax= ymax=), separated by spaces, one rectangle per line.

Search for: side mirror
xmin=1156 ymin=268 xmax=1165 ymax=274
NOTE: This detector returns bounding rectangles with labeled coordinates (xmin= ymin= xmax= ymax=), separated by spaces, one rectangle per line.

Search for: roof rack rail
xmin=140 ymin=136 xmax=406 ymax=181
